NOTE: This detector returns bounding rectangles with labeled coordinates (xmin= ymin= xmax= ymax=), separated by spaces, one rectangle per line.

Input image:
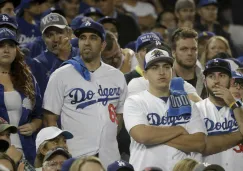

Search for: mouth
xmin=52 ymin=44 xmax=58 ymax=49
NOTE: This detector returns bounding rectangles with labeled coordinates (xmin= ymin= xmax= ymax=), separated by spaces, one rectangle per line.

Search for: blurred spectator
xmin=69 ymin=156 xmax=105 ymax=171
xmin=58 ymin=0 xmax=79 ymax=24
xmin=175 ymin=0 xmax=196 ymax=29
xmin=230 ymin=71 xmax=243 ymax=101
xmin=200 ymin=36 xmax=232 ymax=68
xmin=102 ymin=31 xmax=137 ymax=73
xmin=16 ymin=0 xmax=42 ymax=44
xmin=83 ymin=7 xmax=104 ymax=21
xmin=122 ymin=0 xmax=157 ymax=32
xmin=157 ymin=10 xmax=177 ymax=31
xmin=98 ymin=16 xmax=118 ymax=38
xmin=96 ymin=0 xmax=141 ymax=48
xmin=42 ymin=147 xmax=72 ymax=171
xmin=197 ymin=31 xmax=215 ymax=59
xmin=34 ymin=127 xmax=73 ymax=169
xmin=0 ymin=0 xmax=20 ymax=17
xmin=193 ymin=163 xmax=225 ymax=171
xmin=195 ymin=0 xmax=237 ymax=57
xmin=151 ymin=23 xmax=169 ymax=45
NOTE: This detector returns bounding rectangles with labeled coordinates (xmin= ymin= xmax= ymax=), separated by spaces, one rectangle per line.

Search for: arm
xmin=43 ymin=109 xmax=59 ymax=127
xmin=116 ymin=113 xmax=123 ymax=134
xmin=165 ymin=132 xmax=206 ymax=153
xmin=188 ymin=93 xmax=202 ymax=102
xmin=130 ymin=124 xmax=186 ymax=145
xmin=202 ymin=131 xmax=243 ymax=156
xmin=232 ymin=107 xmax=243 ymax=135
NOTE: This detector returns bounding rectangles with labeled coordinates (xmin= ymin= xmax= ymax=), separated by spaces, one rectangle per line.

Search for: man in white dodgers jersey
xmin=128 ymin=41 xmax=202 ymax=103
xmin=195 ymin=58 xmax=243 ymax=171
xmin=42 ymin=20 xmax=128 ymax=168
xmin=124 ymin=48 xmax=206 ymax=171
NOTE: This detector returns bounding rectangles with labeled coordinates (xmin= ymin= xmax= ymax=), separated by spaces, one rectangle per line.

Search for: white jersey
xmin=128 ymin=76 xmax=197 ymax=96
xmin=195 ymin=98 xmax=243 ymax=171
xmin=124 ymin=90 xmax=206 ymax=171
xmin=43 ymin=62 xmax=128 ymax=168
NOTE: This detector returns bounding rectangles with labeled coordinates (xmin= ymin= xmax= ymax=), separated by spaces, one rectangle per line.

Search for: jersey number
xmin=108 ymin=104 xmax=118 ymax=124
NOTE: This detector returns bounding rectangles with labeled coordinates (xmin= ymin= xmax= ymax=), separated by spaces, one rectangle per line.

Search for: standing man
xmin=43 ymin=20 xmax=128 ymax=168
xmin=172 ymin=27 xmax=205 ymax=97
xmin=196 ymin=58 xmax=243 ymax=171
xmin=30 ymin=13 xmax=79 ymax=97
xmin=124 ymin=48 xmax=206 ymax=171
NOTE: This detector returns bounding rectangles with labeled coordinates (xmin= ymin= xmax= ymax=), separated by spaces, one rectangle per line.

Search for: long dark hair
xmin=11 ymin=47 xmax=35 ymax=107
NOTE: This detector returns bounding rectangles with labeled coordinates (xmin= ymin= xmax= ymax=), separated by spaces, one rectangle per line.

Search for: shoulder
xmin=101 ymin=62 xmax=125 ymax=77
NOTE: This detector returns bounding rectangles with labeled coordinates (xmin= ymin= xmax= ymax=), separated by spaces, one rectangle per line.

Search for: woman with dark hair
xmin=0 ymin=152 xmax=16 ymax=171
xmin=0 ymin=28 xmax=42 ymax=165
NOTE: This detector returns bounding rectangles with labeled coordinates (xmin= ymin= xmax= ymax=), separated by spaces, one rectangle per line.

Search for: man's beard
xmin=176 ymin=57 xmax=196 ymax=69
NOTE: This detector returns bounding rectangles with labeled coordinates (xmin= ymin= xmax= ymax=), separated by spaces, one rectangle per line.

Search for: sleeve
xmin=184 ymin=81 xmax=197 ymax=94
xmin=31 ymin=76 xmax=42 ymax=119
xmin=42 ymin=70 xmax=65 ymax=115
xmin=116 ymin=75 xmax=128 ymax=114
xmin=123 ymin=96 xmax=148 ymax=133
xmin=185 ymin=103 xmax=207 ymax=135
xmin=128 ymin=78 xmax=147 ymax=96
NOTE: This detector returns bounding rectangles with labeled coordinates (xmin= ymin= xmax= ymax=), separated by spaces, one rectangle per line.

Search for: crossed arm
xmin=130 ymin=124 xmax=206 ymax=153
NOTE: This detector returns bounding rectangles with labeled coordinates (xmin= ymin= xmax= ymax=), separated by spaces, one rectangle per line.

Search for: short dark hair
xmin=104 ymin=30 xmax=117 ymax=51
xmin=171 ymin=27 xmax=198 ymax=50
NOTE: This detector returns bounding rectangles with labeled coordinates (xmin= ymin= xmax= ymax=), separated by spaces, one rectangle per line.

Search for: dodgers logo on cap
xmin=74 ymin=20 xmax=106 ymax=41
xmin=136 ymin=32 xmax=161 ymax=52
xmin=0 ymin=14 xmax=18 ymax=30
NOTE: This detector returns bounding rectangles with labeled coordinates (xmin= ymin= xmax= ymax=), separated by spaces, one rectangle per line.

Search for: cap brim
xmin=60 ymin=130 xmax=73 ymax=139
xmin=205 ymin=164 xmax=225 ymax=171
xmin=43 ymin=148 xmax=72 ymax=162
xmin=0 ymin=22 xmax=17 ymax=30
xmin=145 ymin=57 xmax=173 ymax=70
xmin=0 ymin=38 xmax=19 ymax=45
xmin=42 ymin=24 xmax=66 ymax=34
xmin=74 ymin=27 xmax=104 ymax=41
xmin=203 ymin=67 xmax=232 ymax=76
xmin=0 ymin=124 xmax=17 ymax=134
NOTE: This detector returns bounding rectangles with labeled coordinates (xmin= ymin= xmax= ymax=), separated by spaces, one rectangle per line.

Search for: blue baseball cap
xmin=136 ymin=32 xmax=161 ymax=52
xmin=0 ymin=28 xmax=18 ymax=44
xmin=198 ymin=0 xmax=218 ymax=7
xmin=61 ymin=157 xmax=76 ymax=171
xmin=144 ymin=48 xmax=174 ymax=70
xmin=74 ymin=20 xmax=106 ymax=41
xmin=0 ymin=0 xmax=20 ymax=8
xmin=18 ymin=0 xmax=35 ymax=9
xmin=198 ymin=31 xmax=215 ymax=39
xmin=0 ymin=14 xmax=18 ymax=30
xmin=203 ymin=58 xmax=232 ymax=76
xmin=83 ymin=7 xmax=104 ymax=18
xmin=70 ymin=15 xmax=93 ymax=31
xmin=98 ymin=16 xmax=118 ymax=28
xmin=232 ymin=71 xmax=243 ymax=80
xmin=107 ymin=160 xmax=134 ymax=171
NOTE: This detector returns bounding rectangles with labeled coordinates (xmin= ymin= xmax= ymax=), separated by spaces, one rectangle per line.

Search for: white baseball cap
xmin=36 ymin=126 xmax=73 ymax=152
xmin=144 ymin=48 xmax=174 ymax=70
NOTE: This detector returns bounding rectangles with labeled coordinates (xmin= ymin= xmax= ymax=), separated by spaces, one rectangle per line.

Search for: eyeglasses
xmin=232 ymin=81 xmax=243 ymax=90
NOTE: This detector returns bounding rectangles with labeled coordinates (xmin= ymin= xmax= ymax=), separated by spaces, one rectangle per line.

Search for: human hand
xmin=58 ymin=36 xmax=71 ymax=61
xmin=213 ymin=85 xmax=235 ymax=106
xmin=18 ymin=123 xmax=36 ymax=136
xmin=6 ymin=145 xmax=23 ymax=164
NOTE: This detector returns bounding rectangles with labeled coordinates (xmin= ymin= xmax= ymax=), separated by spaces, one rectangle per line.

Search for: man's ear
xmin=101 ymin=41 xmax=107 ymax=52
xmin=143 ymin=70 xmax=148 ymax=80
